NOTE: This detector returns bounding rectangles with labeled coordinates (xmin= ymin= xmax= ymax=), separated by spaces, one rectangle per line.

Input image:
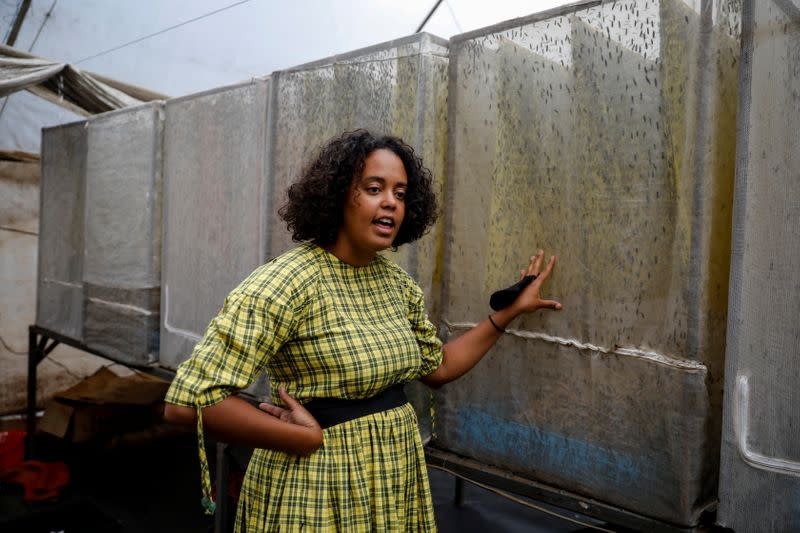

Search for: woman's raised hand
xmin=258 ymin=386 xmax=321 ymax=431
xmin=513 ymin=250 xmax=562 ymax=313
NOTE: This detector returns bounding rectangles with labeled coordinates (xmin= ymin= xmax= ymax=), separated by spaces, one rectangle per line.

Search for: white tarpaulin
xmin=0 ymin=44 xmax=165 ymax=115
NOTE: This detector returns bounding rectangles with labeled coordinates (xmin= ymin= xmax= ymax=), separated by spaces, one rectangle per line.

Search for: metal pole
xmin=454 ymin=476 xmax=464 ymax=506
xmin=416 ymin=0 xmax=445 ymax=33
xmin=215 ymin=442 xmax=231 ymax=533
xmin=5 ymin=0 xmax=31 ymax=46
xmin=25 ymin=326 xmax=38 ymax=458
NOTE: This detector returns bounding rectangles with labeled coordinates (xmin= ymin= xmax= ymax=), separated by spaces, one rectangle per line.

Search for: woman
xmin=164 ymin=129 xmax=561 ymax=531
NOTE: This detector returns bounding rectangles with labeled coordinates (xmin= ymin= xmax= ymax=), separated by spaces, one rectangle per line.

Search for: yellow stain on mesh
xmin=572 ymin=16 xmax=668 ymax=300
xmin=387 ymin=43 xmax=448 ymax=440
xmin=705 ymin=17 xmax=739 ymax=320
xmin=386 ymin=47 xmax=450 ymax=326
xmin=472 ymin=2 xmax=739 ymax=357
xmin=658 ymin=0 xmax=738 ymax=369
xmin=485 ymin=39 xmax=573 ymax=295
xmin=385 ymin=49 xmax=418 ymax=277
xmin=423 ymin=56 xmax=450 ymax=323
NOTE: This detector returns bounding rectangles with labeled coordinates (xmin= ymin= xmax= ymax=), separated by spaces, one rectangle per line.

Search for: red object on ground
xmin=0 ymin=429 xmax=26 ymax=473
xmin=1 ymin=459 xmax=71 ymax=501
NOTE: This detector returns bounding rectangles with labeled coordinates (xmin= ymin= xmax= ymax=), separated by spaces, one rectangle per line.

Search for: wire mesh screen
xmin=435 ymin=0 xmax=740 ymax=525
xmin=37 ymin=121 xmax=87 ymax=340
xmin=159 ymin=80 xmax=271 ymax=372
xmin=717 ymin=0 xmax=800 ymax=529
xmin=82 ymin=103 xmax=163 ymax=365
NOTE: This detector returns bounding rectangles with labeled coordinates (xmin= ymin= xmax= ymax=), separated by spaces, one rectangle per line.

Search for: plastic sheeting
xmin=717 ymin=0 xmax=800 ymax=530
xmin=434 ymin=0 xmax=740 ymax=526
xmin=268 ymin=33 xmax=449 ymax=439
xmin=0 ymin=44 xmax=165 ymax=116
xmin=82 ymin=103 xmax=163 ymax=365
xmin=37 ymin=121 xmax=86 ymax=339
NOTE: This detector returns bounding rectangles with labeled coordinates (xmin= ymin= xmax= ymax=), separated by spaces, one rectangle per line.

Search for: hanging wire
xmin=29 ymin=0 xmax=57 ymax=52
xmin=0 ymin=332 xmax=26 ymax=355
xmin=72 ymin=0 xmax=251 ymax=65
xmin=444 ymin=0 xmax=463 ymax=33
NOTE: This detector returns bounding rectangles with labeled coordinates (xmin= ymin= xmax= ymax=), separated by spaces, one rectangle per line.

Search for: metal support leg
xmin=215 ymin=442 xmax=231 ymax=533
xmin=26 ymin=328 xmax=41 ymax=458
xmin=25 ymin=326 xmax=59 ymax=459
xmin=26 ymin=328 xmax=36 ymax=455
xmin=454 ymin=476 xmax=465 ymax=506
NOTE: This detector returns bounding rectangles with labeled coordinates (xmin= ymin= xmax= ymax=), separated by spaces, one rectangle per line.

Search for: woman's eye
xmin=366 ymin=186 xmax=381 ymax=194
xmin=396 ymin=191 xmax=406 ymax=200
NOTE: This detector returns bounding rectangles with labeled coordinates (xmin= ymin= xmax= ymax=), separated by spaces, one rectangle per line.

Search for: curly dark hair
xmin=279 ymin=129 xmax=438 ymax=248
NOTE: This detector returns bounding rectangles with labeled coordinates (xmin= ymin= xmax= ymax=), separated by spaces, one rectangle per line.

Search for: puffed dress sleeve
xmin=164 ymin=266 xmax=301 ymax=515
xmin=165 ymin=290 xmax=296 ymax=408
xmin=406 ymin=281 xmax=444 ymax=379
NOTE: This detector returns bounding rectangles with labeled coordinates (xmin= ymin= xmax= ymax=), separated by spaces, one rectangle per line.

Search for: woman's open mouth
xmin=373 ymin=217 xmax=395 ymax=235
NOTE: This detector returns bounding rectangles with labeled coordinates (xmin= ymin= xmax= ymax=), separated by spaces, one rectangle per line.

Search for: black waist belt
xmin=303 ymin=384 xmax=408 ymax=430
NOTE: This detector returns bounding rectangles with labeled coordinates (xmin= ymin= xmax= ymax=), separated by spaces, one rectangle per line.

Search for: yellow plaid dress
xmin=166 ymin=242 xmax=443 ymax=532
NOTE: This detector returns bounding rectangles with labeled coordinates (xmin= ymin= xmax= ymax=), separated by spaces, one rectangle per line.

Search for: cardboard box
xmin=39 ymin=365 xmax=170 ymax=443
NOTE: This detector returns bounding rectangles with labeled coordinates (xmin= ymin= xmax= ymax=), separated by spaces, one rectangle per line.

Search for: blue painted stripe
xmin=455 ymin=406 xmax=652 ymax=490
